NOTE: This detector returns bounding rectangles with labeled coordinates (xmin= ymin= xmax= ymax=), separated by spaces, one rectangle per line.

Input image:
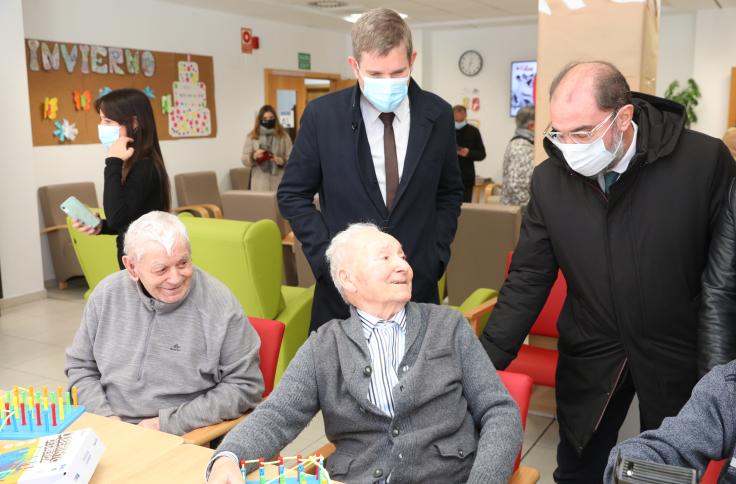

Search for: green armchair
xmin=66 ymin=210 xmax=119 ymax=300
xmin=180 ymin=217 xmax=314 ymax=383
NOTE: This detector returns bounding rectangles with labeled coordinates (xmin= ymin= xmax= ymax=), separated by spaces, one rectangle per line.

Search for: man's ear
xmin=338 ymin=267 xmax=356 ymax=295
xmin=122 ymin=255 xmax=139 ymax=282
xmin=617 ymin=104 xmax=635 ymax=131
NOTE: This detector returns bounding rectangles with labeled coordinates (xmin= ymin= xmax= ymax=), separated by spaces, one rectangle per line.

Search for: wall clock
xmin=459 ymin=50 xmax=483 ymax=77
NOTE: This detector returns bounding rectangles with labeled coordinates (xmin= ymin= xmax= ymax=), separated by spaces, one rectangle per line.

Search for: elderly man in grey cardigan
xmin=65 ymin=211 xmax=264 ymax=435
xmin=207 ymin=223 xmax=522 ymax=484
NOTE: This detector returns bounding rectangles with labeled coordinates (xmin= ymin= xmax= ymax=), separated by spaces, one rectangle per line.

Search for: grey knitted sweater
xmin=65 ymin=267 xmax=264 ymax=435
xmin=214 ymin=302 xmax=522 ymax=484
xmin=605 ymin=360 xmax=736 ymax=483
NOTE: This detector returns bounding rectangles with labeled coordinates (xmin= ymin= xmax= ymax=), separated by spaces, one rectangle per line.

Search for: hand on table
xmin=208 ymin=456 xmax=244 ymax=484
xmin=137 ymin=417 xmax=160 ymax=431
xmin=72 ymin=218 xmax=102 ymax=236
xmin=108 ymin=136 xmax=135 ymax=161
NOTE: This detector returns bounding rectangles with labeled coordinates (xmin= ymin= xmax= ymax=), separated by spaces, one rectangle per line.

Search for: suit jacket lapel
xmin=351 ymin=85 xmax=389 ymax=219
xmin=393 ymin=79 xmax=439 ymax=210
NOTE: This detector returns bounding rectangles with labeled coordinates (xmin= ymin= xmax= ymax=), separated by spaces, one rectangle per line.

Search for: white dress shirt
xmin=597 ymin=121 xmax=639 ymax=191
xmin=356 ymin=307 xmax=407 ymax=418
xmin=360 ymin=94 xmax=411 ymax=205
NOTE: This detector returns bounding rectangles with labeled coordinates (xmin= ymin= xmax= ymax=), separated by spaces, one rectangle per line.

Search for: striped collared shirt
xmin=357 ymin=307 xmax=407 ymax=418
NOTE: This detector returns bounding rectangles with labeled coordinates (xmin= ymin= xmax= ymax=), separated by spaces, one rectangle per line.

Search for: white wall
xmin=691 ymin=8 xmax=736 ymax=137
xmin=421 ymin=23 xmax=538 ymax=182
xmin=0 ymin=0 xmax=45 ymax=299
xmin=21 ymin=0 xmax=352 ymax=282
xmin=656 ymin=12 xmax=695 ymax=99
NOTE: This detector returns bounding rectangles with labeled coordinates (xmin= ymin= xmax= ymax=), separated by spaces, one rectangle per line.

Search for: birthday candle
xmin=35 ymin=403 xmax=41 ymax=426
xmin=51 ymin=403 xmax=57 ymax=427
xmin=28 ymin=386 xmax=34 ymax=407
xmin=11 ymin=413 xmax=17 ymax=432
xmin=64 ymin=391 xmax=71 ymax=413
xmin=240 ymin=460 xmax=246 ymax=481
xmin=43 ymin=386 xmax=48 ymax=400
xmin=57 ymin=386 xmax=63 ymax=401
xmin=259 ymin=458 xmax=265 ymax=484
xmin=20 ymin=403 xmax=26 ymax=426
xmin=58 ymin=396 xmax=65 ymax=420
xmin=278 ymin=456 xmax=285 ymax=484
xmin=72 ymin=386 xmax=78 ymax=408
xmin=315 ymin=454 xmax=321 ymax=481
xmin=13 ymin=386 xmax=18 ymax=403
xmin=12 ymin=396 xmax=19 ymax=420
xmin=44 ymin=408 xmax=50 ymax=432
xmin=27 ymin=409 xmax=33 ymax=431
xmin=4 ymin=402 xmax=9 ymax=426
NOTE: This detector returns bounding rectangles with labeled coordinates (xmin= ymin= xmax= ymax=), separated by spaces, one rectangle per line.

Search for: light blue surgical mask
xmin=361 ymin=74 xmax=409 ymax=113
xmin=455 ymin=121 xmax=467 ymax=130
xmin=98 ymin=124 xmax=120 ymax=149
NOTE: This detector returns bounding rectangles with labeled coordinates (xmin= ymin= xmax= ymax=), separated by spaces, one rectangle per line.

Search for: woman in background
xmin=74 ymin=88 xmax=171 ymax=269
xmin=241 ymin=105 xmax=292 ymax=192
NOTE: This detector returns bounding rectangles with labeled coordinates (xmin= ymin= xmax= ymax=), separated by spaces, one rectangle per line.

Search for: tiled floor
xmin=0 ymin=286 xmax=643 ymax=483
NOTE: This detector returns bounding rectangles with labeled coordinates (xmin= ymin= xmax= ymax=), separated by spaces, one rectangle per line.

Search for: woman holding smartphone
xmin=74 ymin=88 xmax=171 ymax=269
xmin=241 ymin=105 xmax=292 ymax=192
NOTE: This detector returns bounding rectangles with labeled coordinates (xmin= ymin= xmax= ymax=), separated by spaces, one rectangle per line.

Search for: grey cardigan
xmin=215 ymin=302 xmax=522 ymax=483
xmin=605 ymin=360 xmax=736 ymax=483
xmin=65 ymin=267 xmax=264 ymax=435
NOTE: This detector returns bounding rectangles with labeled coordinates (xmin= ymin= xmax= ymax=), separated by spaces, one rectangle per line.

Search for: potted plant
xmin=663 ymin=79 xmax=701 ymax=129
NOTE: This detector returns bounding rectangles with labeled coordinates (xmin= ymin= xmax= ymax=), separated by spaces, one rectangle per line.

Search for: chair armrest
xmin=172 ymin=205 xmax=211 ymax=218
xmin=509 ymin=465 xmax=540 ymax=484
xmin=464 ymin=296 xmax=497 ymax=336
xmin=198 ymin=203 xmax=224 ymax=219
xmin=282 ymin=231 xmax=296 ymax=247
xmin=181 ymin=412 xmax=250 ymax=446
xmin=40 ymin=224 xmax=67 ymax=235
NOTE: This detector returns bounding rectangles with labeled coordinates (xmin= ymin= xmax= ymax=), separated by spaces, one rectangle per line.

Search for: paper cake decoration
xmin=168 ymin=61 xmax=211 ymax=138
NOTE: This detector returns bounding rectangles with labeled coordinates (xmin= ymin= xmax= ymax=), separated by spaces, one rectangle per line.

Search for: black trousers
xmin=553 ymin=370 xmax=652 ymax=484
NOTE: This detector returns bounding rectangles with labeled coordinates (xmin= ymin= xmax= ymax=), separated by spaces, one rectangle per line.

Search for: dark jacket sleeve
xmin=480 ymin=170 xmax=558 ymax=369
xmin=277 ymin=105 xmax=332 ymax=279
xmin=468 ymin=127 xmax=486 ymax=162
xmin=101 ymin=157 xmax=157 ymax=234
xmin=435 ymin=114 xmax=465 ymax=276
xmin=699 ymin=166 xmax=736 ymax=375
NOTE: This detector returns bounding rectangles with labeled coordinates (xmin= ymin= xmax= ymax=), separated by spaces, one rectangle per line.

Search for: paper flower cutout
xmin=52 ymin=119 xmax=78 ymax=142
xmin=43 ymin=97 xmax=58 ymax=120
xmin=97 ymin=86 xmax=112 ymax=99
xmin=143 ymin=86 xmax=155 ymax=99
xmin=73 ymin=90 xmax=92 ymax=111
xmin=161 ymin=94 xmax=172 ymax=115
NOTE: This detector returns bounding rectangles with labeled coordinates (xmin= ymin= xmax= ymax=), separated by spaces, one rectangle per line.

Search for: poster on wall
xmin=510 ymin=60 xmax=537 ymax=117
xmin=25 ymin=38 xmax=217 ymax=146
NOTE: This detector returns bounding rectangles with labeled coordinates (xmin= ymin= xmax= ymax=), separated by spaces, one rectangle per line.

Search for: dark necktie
xmin=379 ymin=112 xmax=399 ymax=209
xmin=604 ymin=171 xmax=620 ymax=194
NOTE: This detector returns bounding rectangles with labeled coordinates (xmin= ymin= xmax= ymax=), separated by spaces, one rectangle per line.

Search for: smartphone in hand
xmin=60 ymin=196 xmax=100 ymax=228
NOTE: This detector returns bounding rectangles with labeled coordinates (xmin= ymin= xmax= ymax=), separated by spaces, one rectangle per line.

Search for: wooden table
xmin=50 ymin=412 xmax=344 ymax=483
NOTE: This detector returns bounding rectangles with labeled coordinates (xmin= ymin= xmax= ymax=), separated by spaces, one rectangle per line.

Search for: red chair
xmin=182 ymin=317 xmax=285 ymax=445
xmin=249 ymin=317 xmax=286 ymax=398
xmin=498 ymin=370 xmax=540 ymax=483
xmin=504 ymin=252 xmax=565 ymax=388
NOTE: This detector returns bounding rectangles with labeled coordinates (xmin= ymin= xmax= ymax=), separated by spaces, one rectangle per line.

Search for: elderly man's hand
xmin=137 ymin=417 xmax=160 ymax=431
xmin=208 ymin=456 xmax=245 ymax=484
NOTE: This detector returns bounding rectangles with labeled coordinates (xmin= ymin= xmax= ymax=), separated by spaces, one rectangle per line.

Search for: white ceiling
xmin=160 ymin=0 xmax=734 ymax=31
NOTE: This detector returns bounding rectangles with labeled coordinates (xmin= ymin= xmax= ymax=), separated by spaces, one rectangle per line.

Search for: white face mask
xmin=551 ymin=118 xmax=624 ymax=178
xmin=98 ymin=124 xmax=120 ymax=149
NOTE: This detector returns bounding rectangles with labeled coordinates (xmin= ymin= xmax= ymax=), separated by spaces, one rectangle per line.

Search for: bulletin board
xmin=25 ymin=38 xmax=217 ymax=146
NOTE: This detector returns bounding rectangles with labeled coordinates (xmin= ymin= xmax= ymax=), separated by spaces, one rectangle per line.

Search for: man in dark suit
xmin=277 ymin=8 xmax=463 ymax=331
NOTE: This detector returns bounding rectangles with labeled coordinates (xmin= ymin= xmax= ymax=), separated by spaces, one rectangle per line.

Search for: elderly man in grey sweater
xmin=65 ymin=211 xmax=264 ymax=436
xmin=605 ymin=359 xmax=736 ymax=483
xmin=207 ymin=223 xmax=522 ymax=484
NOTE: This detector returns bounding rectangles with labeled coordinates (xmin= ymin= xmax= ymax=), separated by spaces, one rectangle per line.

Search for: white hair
xmin=325 ymin=223 xmax=382 ymax=300
xmin=123 ymin=211 xmax=190 ymax=261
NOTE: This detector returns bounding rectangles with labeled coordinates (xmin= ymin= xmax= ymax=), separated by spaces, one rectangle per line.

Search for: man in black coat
xmin=481 ymin=61 xmax=735 ymax=483
xmin=453 ymin=105 xmax=486 ymax=202
xmin=277 ymin=8 xmax=463 ymax=331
